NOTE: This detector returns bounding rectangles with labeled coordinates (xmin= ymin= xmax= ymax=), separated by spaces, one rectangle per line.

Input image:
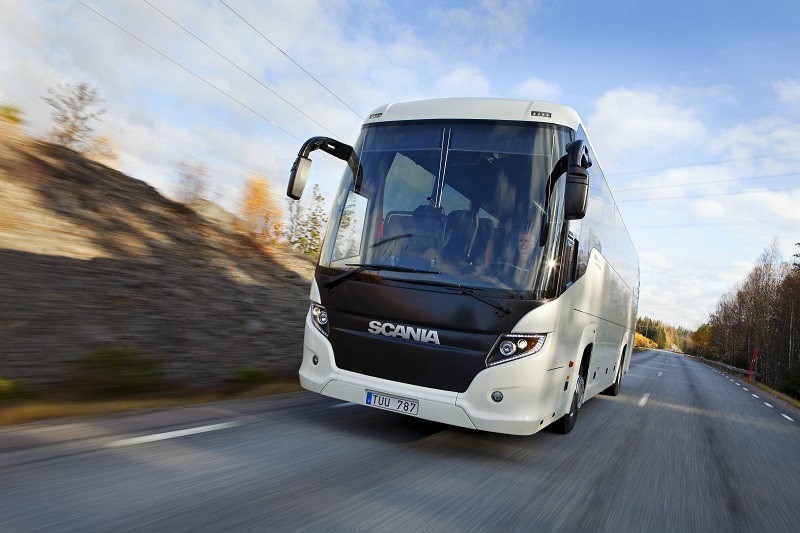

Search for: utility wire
xmin=610 ymin=149 xmax=800 ymax=177
xmin=629 ymin=219 xmax=800 ymax=229
xmin=617 ymin=185 xmax=800 ymax=203
xmin=217 ymin=0 xmax=364 ymax=120
xmin=615 ymin=171 xmax=800 ymax=193
xmin=75 ymin=0 xmax=301 ymax=141
xmin=140 ymin=0 xmax=345 ymax=140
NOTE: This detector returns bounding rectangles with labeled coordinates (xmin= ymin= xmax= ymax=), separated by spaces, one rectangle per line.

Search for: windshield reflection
xmin=320 ymin=121 xmax=572 ymax=298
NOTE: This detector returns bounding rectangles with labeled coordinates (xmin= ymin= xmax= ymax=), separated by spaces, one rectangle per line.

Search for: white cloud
xmin=434 ymin=66 xmax=491 ymax=97
xmin=774 ymin=79 xmax=800 ymax=105
xmin=587 ymin=87 xmax=707 ymax=159
xmin=0 ymin=0 xmax=444 ymax=212
xmin=511 ymin=77 xmax=561 ymax=101
xmin=433 ymin=0 xmax=541 ymax=56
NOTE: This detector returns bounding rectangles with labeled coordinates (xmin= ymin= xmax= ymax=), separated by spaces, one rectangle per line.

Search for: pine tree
xmin=284 ymin=196 xmax=305 ymax=250
xmin=298 ymin=184 xmax=328 ymax=257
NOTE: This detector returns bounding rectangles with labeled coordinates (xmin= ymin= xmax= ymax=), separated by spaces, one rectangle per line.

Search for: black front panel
xmin=319 ymin=273 xmax=544 ymax=392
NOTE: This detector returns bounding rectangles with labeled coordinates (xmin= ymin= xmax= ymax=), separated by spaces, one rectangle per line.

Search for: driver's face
xmin=518 ymin=232 xmax=533 ymax=253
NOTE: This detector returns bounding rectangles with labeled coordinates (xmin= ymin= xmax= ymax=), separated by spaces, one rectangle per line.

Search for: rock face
xmin=0 ymin=127 xmax=316 ymax=387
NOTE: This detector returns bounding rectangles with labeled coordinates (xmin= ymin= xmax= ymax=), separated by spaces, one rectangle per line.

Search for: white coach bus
xmin=287 ymin=98 xmax=639 ymax=435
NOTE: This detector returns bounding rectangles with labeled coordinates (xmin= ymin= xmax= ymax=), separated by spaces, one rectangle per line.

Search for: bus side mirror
xmin=287 ymin=156 xmax=311 ymax=200
xmin=564 ymin=140 xmax=591 ymax=220
xmin=287 ymin=136 xmax=363 ymax=200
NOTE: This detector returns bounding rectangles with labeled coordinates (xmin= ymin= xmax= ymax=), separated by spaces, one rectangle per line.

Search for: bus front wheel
xmin=556 ymin=374 xmax=585 ymax=434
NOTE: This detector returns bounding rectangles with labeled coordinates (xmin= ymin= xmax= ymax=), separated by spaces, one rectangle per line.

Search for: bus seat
xmin=469 ymin=217 xmax=495 ymax=265
xmin=443 ymin=210 xmax=479 ymax=264
xmin=407 ymin=204 xmax=444 ymax=259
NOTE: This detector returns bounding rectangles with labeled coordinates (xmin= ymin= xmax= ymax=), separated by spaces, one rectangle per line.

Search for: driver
xmin=494 ymin=223 xmax=538 ymax=288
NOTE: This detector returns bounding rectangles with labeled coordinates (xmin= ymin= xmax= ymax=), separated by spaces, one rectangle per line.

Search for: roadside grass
xmin=1 ymin=347 xmax=304 ymax=426
xmin=744 ymin=379 xmax=800 ymax=410
xmin=0 ymin=379 xmax=303 ymax=426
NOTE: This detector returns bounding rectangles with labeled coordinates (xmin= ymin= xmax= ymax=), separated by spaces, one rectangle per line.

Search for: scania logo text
xmin=367 ymin=320 xmax=441 ymax=345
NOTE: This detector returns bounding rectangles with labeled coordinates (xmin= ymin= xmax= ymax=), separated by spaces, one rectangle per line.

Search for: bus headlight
xmin=310 ymin=303 xmax=330 ymax=337
xmin=486 ymin=334 xmax=546 ymax=367
xmin=499 ymin=340 xmax=516 ymax=356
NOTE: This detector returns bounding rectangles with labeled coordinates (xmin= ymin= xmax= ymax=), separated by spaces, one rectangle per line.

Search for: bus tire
xmin=604 ymin=355 xmax=624 ymax=396
xmin=556 ymin=373 xmax=585 ymax=434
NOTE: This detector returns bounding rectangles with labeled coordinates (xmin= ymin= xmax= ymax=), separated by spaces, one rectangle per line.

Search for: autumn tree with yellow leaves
xmin=0 ymin=104 xmax=24 ymax=126
xmin=240 ymin=173 xmax=284 ymax=244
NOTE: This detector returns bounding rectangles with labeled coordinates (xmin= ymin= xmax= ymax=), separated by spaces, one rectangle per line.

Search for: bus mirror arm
xmin=564 ymin=140 xmax=591 ymax=220
xmin=287 ymin=137 xmax=364 ymax=200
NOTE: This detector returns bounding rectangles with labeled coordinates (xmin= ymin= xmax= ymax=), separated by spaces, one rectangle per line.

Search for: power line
xmin=610 ymin=149 xmax=800 ymax=177
xmin=75 ymin=0 xmax=301 ymax=141
xmin=629 ymin=219 xmax=800 ymax=229
xmin=140 ymin=0 xmax=346 ymax=140
xmin=217 ymin=0 xmax=364 ymax=120
xmin=615 ymin=171 xmax=800 ymax=193
xmin=617 ymin=185 xmax=800 ymax=203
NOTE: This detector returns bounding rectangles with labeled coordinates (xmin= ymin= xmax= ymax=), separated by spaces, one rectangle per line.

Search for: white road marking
xmin=638 ymin=393 xmax=650 ymax=407
xmin=736 ymin=383 xmax=741 ymax=386
xmin=743 ymin=388 xmax=749 ymax=391
xmin=107 ymin=422 xmax=242 ymax=447
xmin=330 ymin=402 xmax=356 ymax=408
xmin=752 ymin=394 xmax=760 ymax=399
xmin=729 ymin=379 xmax=735 ymax=382
xmin=782 ymin=414 xmax=795 ymax=422
xmin=658 ymin=372 xmax=663 ymax=377
xmin=764 ymin=403 xmax=773 ymax=408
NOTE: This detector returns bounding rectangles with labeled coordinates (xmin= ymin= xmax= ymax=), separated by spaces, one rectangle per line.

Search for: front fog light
xmin=486 ymin=333 xmax=546 ymax=367
xmin=310 ymin=303 xmax=330 ymax=336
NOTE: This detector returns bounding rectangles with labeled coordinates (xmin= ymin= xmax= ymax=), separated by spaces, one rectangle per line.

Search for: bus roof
xmin=365 ymin=98 xmax=582 ymax=131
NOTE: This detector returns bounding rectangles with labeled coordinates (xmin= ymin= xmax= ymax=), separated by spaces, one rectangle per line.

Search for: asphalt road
xmin=1 ymin=349 xmax=798 ymax=532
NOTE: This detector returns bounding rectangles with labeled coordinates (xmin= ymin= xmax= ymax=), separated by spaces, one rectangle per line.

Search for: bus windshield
xmin=320 ymin=120 xmax=573 ymax=297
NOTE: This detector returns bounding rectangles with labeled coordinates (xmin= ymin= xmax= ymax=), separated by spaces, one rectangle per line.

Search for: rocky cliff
xmin=0 ymin=126 xmax=315 ymax=388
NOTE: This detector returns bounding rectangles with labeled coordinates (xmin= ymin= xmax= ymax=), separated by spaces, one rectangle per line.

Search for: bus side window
xmin=331 ymin=191 xmax=368 ymax=263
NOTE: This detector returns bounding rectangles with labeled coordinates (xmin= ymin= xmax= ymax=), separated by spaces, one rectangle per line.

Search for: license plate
xmin=365 ymin=390 xmax=419 ymax=416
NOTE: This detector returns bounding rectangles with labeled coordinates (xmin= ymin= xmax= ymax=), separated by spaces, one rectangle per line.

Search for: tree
xmin=703 ymin=238 xmax=800 ymax=397
xmin=635 ymin=316 xmax=689 ymax=351
xmin=0 ymin=104 xmax=24 ymax=126
xmin=84 ymin=134 xmax=119 ymax=167
xmin=297 ymin=184 xmax=328 ymax=257
xmin=175 ymin=158 xmax=209 ymax=204
xmin=775 ymin=242 xmax=800 ymax=390
xmin=689 ymin=323 xmax=713 ymax=358
xmin=333 ymin=193 xmax=361 ymax=260
xmin=284 ymin=196 xmax=305 ymax=250
xmin=240 ymin=173 xmax=284 ymax=244
xmin=284 ymin=185 xmax=328 ymax=257
xmin=42 ymin=82 xmax=105 ymax=152
xmin=634 ymin=332 xmax=657 ymax=349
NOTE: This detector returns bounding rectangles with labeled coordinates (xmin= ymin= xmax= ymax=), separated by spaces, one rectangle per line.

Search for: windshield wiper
xmin=322 ymin=263 xmax=441 ymax=289
xmin=390 ymin=278 xmax=512 ymax=315
xmin=370 ymin=233 xmax=413 ymax=248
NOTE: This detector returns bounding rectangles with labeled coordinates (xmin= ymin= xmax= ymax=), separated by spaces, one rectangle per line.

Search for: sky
xmin=1 ymin=0 xmax=799 ymax=330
